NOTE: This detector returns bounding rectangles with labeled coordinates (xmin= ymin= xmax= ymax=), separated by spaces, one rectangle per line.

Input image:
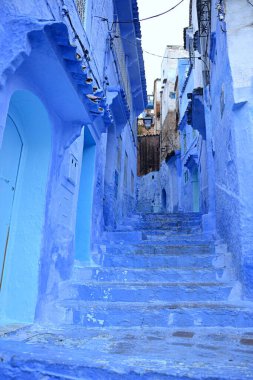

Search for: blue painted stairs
xmin=1 ymin=212 xmax=253 ymax=379
xmin=56 ymin=212 xmax=253 ymax=329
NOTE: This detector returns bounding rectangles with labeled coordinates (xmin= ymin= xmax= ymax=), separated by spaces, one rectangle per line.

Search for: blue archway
xmin=0 ymin=90 xmax=52 ymax=323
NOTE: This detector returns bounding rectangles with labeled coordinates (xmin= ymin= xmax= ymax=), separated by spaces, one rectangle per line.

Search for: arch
xmin=0 ymin=90 xmax=52 ymax=323
xmin=161 ymin=188 xmax=167 ymax=211
xmin=75 ymin=126 xmax=96 ymax=262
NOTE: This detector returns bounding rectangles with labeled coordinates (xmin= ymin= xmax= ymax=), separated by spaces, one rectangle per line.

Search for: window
xmin=169 ymin=92 xmax=176 ymax=99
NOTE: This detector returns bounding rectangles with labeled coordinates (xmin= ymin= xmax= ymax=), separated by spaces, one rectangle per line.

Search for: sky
xmin=137 ymin=0 xmax=190 ymax=94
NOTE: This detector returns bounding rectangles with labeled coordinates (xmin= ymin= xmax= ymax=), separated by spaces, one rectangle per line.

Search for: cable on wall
xmin=95 ymin=0 xmax=185 ymax=24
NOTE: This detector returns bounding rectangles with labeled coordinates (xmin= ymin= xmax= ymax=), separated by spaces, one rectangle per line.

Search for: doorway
xmin=75 ymin=126 xmax=96 ymax=262
xmin=162 ymin=188 xmax=167 ymax=211
xmin=192 ymin=167 xmax=200 ymax=212
xmin=0 ymin=90 xmax=52 ymax=322
xmin=0 ymin=116 xmax=23 ymax=291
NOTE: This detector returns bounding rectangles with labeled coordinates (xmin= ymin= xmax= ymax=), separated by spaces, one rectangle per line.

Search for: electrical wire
xmin=115 ymin=35 xmax=189 ymax=60
xmin=62 ymin=3 xmax=101 ymax=88
xmin=247 ymin=0 xmax=253 ymax=6
xmin=95 ymin=0 xmax=185 ymax=24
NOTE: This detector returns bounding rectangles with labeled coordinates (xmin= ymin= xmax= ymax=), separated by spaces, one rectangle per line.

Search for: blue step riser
xmin=144 ymin=234 xmax=203 ymax=240
xmin=61 ymin=285 xmax=231 ymax=302
xmin=69 ymin=308 xmax=253 ymax=328
xmin=93 ymin=254 xmax=217 ymax=268
xmin=135 ymin=220 xmax=202 ymax=226
xmin=73 ymin=268 xmax=222 ymax=283
xmin=118 ymin=221 xmax=202 ymax=228
xmin=98 ymin=245 xmax=214 ymax=255
xmin=103 ymin=235 xmax=209 ymax=243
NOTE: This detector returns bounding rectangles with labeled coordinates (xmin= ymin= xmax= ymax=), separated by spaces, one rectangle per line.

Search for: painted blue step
xmin=134 ymin=212 xmax=202 ymax=219
xmin=97 ymin=241 xmax=214 ymax=254
xmin=72 ymin=266 xmax=223 ymax=283
xmin=1 ymin=325 xmax=253 ymax=380
xmin=102 ymin=232 xmax=211 ymax=244
xmin=92 ymin=252 xmax=217 ymax=268
xmin=59 ymin=282 xmax=232 ymax=302
xmin=57 ymin=300 xmax=253 ymax=328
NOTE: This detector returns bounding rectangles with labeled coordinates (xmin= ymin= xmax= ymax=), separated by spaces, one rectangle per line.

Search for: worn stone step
xmin=92 ymin=252 xmax=217 ymax=268
xmin=97 ymin=241 xmax=214 ymax=253
xmin=72 ymin=266 xmax=223 ymax=283
xmin=59 ymin=282 xmax=232 ymax=303
xmin=117 ymin=221 xmax=202 ymax=230
xmin=56 ymin=300 xmax=253 ymax=328
xmin=105 ymin=231 xmax=204 ymax=242
xmin=1 ymin=325 xmax=253 ymax=380
xmin=142 ymin=231 xmax=203 ymax=241
xmin=133 ymin=212 xmax=202 ymax=220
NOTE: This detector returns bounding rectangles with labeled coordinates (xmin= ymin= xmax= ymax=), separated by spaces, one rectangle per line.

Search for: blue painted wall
xmin=0 ymin=0 xmax=146 ymax=323
xmin=207 ymin=1 xmax=253 ymax=299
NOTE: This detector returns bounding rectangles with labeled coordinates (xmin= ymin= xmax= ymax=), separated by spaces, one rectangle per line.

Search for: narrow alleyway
xmin=0 ymin=211 xmax=253 ymax=379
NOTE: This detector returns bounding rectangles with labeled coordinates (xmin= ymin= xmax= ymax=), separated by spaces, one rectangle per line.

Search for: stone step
xmin=116 ymin=227 xmax=202 ymax=235
xmin=1 ymin=325 xmax=253 ymax=380
xmin=56 ymin=300 xmax=253 ymax=328
xmin=102 ymin=230 xmax=210 ymax=244
xmin=97 ymin=242 xmax=213 ymax=254
xmin=92 ymin=252 xmax=217 ymax=268
xmin=132 ymin=212 xmax=202 ymax=220
xmin=59 ymin=282 xmax=232 ymax=303
xmin=117 ymin=220 xmax=201 ymax=231
xmin=72 ymin=266 xmax=223 ymax=283
xmin=142 ymin=231 xmax=203 ymax=241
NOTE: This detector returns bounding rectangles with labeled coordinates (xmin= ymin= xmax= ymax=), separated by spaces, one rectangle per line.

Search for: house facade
xmin=182 ymin=0 xmax=253 ymax=299
xmin=0 ymin=0 xmax=146 ymax=323
xmin=138 ymin=0 xmax=253 ymax=300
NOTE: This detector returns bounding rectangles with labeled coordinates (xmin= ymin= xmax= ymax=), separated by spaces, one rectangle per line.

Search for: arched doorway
xmin=0 ymin=116 xmax=23 ymax=291
xmin=75 ymin=126 xmax=96 ymax=263
xmin=0 ymin=90 xmax=52 ymax=323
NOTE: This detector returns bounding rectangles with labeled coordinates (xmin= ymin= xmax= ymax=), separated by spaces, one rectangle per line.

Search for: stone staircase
xmin=1 ymin=212 xmax=253 ymax=379
xmin=55 ymin=212 xmax=253 ymax=329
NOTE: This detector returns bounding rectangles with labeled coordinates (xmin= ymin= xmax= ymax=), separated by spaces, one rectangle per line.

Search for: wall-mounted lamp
xmin=143 ymin=116 xmax=153 ymax=129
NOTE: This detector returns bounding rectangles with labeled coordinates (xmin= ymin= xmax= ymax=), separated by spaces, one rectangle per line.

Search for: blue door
xmin=0 ymin=115 xmax=23 ymax=289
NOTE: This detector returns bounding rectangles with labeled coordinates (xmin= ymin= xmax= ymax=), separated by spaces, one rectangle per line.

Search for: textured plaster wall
xmin=102 ymin=121 xmax=138 ymax=230
xmin=208 ymin=1 xmax=253 ymax=298
xmin=136 ymin=171 xmax=161 ymax=213
xmin=0 ymin=7 xmax=94 ymax=321
xmin=0 ymin=0 xmax=145 ymax=323
xmin=137 ymin=159 xmax=181 ymax=214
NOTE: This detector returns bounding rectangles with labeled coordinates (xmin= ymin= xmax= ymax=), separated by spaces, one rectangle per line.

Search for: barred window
xmin=75 ymin=0 xmax=86 ymax=24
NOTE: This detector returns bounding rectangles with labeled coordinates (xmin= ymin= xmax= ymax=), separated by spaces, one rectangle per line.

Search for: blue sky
xmin=138 ymin=0 xmax=190 ymax=93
